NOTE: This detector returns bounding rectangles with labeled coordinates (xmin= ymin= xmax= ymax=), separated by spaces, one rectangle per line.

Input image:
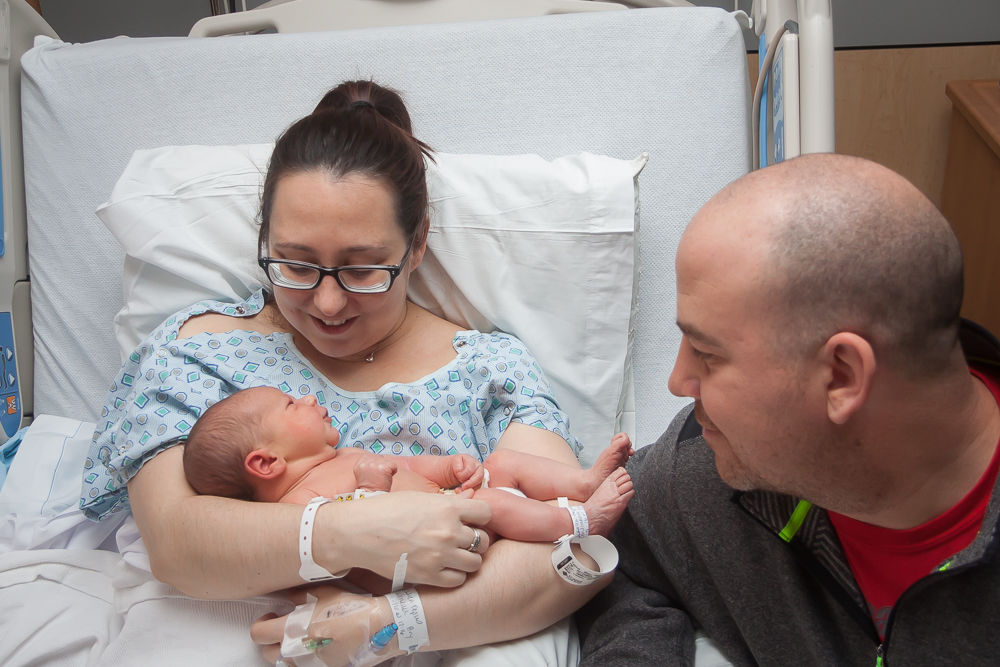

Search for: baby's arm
xmin=277 ymin=451 xmax=395 ymax=503
xmin=392 ymin=454 xmax=484 ymax=491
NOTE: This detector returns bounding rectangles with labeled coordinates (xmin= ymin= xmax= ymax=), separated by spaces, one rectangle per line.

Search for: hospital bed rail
xmin=0 ymin=0 xmax=56 ymax=441
xmin=189 ymin=0 xmax=629 ymax=37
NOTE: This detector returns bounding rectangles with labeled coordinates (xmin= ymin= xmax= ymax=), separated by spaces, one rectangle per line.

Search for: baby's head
xmin=183 ymin=386 xmax=340 ymax=501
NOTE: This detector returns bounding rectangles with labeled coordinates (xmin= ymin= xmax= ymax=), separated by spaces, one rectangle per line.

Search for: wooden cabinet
xmin=942 ymin=80 xmax=1000 ymax=335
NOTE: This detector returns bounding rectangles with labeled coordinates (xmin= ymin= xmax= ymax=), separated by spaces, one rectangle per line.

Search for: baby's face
xmin=251 ymin=387 xmax=341 ymax=462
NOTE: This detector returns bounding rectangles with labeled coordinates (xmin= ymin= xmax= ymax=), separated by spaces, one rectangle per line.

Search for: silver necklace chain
xmin=360 ymin=302 xmax=409 ymax=363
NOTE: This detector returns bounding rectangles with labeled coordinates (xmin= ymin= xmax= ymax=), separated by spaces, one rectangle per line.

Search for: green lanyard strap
xmin=778 ymin=500 xmax=813 ymax=542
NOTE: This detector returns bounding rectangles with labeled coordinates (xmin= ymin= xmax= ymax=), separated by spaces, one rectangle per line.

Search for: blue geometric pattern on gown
xmin=81 ymin=290 xmax=581 ymax=520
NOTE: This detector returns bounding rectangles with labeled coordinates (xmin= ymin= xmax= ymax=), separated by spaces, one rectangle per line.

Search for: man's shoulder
xmin=627 ymin=404 xmax=736 ymax=523
xmin=630 ymin=404 xmax=712 ymax=480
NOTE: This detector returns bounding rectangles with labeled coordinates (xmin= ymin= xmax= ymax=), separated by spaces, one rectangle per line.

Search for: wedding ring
xmin=466 ymin=529 xmax=481 ymax=552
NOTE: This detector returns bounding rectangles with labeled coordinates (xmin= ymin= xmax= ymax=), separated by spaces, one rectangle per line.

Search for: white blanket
xmin=0 ymin=549 xmax=119 ymax=667
xmin=0 ymin=528 xmax=580 ymax=667
xmin=0 ymin=415 xmax=584 ymax=667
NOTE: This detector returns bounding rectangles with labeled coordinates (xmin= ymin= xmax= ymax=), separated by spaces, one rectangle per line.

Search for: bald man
xmin=577 ymin=154 xmax=1000 ymax=666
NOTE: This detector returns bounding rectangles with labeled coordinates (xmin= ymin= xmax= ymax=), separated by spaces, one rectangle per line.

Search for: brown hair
xmin=182 ymin=390 xmax=264 ymax=501
xmin=258 ymin=80 xmax=434 ymax=256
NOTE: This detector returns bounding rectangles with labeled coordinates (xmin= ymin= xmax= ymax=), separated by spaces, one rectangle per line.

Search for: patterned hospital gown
xmin=81 ymin=291 xmax=580 ymax=520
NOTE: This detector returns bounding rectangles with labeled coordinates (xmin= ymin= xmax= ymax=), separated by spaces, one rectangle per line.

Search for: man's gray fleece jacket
xmin=577 ymin=321 xmax=1000 ymax=667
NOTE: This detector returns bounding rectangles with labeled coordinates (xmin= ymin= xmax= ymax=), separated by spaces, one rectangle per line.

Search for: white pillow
xmin=97 ymin=146 xmax=644 ymax=467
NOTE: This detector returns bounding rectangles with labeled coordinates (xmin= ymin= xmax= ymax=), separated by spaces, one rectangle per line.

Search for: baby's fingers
xmin=461 ymin=464 xmax=486 ymax=491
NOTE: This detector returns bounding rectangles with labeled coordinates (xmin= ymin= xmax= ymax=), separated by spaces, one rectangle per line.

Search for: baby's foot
xmin=585 ymin=433 xmax=635 ymax=495
xmin=353 ymin=454 xmax=397 ymax=492
xmin=581 ymin=468 xmax=635 ymax=537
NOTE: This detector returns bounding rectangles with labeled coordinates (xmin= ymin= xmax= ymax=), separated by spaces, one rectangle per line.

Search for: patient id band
xmin=386 ymin=589 xmax=429 ymax=654
xmin=550 ymin=535 xmax=619 ymax=586
xmin=391 ymin=553 xmax=408 ymax=592
xmin=298 ymin=497 xmax=348 ymax=583
xmin=567 ymin=505 xmax=590 ymax=538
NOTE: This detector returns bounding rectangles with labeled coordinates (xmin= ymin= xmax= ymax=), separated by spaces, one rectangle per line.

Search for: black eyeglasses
xmin=258 ymin=240 xmax=413 ymax=294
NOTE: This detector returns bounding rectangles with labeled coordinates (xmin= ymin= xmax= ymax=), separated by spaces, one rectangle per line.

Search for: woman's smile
xmin=311 ymin=314 xmax=357 ymax=335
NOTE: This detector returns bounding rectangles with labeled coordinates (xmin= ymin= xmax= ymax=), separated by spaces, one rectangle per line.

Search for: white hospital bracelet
xmin=386 ymin=589 xmax=429 ymax=654
xmin=566 ymin=504 xmax=590 ymax=538
xmin=550 ymin=535 xmax=619 ymax=586
xmin=298 ymin=497 xmax=349 ymax=583
xmin=391 ymin=553 xmax=408 ymax=592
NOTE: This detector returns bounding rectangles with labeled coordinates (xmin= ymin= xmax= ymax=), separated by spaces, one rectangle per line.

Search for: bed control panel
xmin=0 ymin=312 xmax=20 ymax=437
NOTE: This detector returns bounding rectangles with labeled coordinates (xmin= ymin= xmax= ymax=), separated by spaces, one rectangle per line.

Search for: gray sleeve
xmin=577 ymin=507 xmax=696 ymax=667
xmin=577 ymin=406 xmax=699 ymax=666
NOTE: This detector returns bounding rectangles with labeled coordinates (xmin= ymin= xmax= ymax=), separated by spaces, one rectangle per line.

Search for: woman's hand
xmin=252 ymin=587 xmax=400 ymax=667
xmin=319 ymin=490 xmax=491 ymax=588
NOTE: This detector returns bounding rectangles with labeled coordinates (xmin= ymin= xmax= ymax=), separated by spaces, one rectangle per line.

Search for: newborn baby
xmin=182 ymin=386 xmax=635 ymax=543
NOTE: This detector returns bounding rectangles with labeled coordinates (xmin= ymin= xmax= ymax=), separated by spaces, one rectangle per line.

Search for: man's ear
xmin=245 ymin=449 xmax=287 ymax=480
xmin=819 ymin=332 xmax=877 ymax=425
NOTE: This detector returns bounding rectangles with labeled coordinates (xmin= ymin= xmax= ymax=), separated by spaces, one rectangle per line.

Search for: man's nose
xmin=313 ymin=275 xmax=349 ymax=316
xmin=668 ymin=337 xmax=701 ymax=400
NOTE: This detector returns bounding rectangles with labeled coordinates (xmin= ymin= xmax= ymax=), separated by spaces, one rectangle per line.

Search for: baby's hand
xmin=353 ymin=454 xmax=397 ymax=493
xmin=452 ymin=455 xmax=485 ymax=491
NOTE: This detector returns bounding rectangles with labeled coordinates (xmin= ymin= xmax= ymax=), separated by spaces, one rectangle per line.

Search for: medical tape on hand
xmin=566 ymin=504 xmax=590 ymax=538
xmin=551 ymin=535 xmax=619 ymax=586
xmin=385 ymin=589 xmax=429 ymax=654
xmin=391 ymin=553 xmax=408 ymax=592
xmin=557 ymin=497 xmax=570 ymax=508
xmin=280 ymin=595 xmax=326 ymax=667
xmin=348 ymin=604 xmax=398 ymax=667
xmin=299 ymin=497 xmax=349 ymax=583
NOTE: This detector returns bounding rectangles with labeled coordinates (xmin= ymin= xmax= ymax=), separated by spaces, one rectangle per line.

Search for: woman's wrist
xmin=310 ymin=502 xmax=352 ymax=577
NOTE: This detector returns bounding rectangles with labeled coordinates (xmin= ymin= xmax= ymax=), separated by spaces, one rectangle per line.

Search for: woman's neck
xmin=339 ymin=301 xmax=412 ymax=364
xmin=288 ymin=302 xmax=463 ymax=393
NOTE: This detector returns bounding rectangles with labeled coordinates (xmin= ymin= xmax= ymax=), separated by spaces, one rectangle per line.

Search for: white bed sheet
xmin=21 ymin=7 xmax=749 ymax=447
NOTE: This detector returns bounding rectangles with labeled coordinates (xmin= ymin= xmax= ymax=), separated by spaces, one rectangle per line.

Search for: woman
xmin=83 ymin=81 xmax=611 ymax=663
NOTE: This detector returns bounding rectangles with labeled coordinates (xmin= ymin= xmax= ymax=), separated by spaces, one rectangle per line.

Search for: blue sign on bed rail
xmin=0 ymin=312 xmax=21 ymax=437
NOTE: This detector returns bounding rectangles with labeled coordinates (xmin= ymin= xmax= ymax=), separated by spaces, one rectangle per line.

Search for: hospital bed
xmin=0 ymin=0 xmax=834 ymax=665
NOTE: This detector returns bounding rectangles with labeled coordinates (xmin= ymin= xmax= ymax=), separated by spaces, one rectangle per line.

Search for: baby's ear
xmin=245 ymin=449 xmax=286 ymax=480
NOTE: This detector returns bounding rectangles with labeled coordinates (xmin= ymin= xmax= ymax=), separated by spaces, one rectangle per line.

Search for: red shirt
xmin=829 ymin=366 xmax=1000 ymax=641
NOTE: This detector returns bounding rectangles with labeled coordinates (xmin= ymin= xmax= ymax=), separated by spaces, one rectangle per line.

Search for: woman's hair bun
xmin=312 ymin=80 xmax=414 ymax=135
xmin=258 ymin=79 xmax=433 ymax=256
